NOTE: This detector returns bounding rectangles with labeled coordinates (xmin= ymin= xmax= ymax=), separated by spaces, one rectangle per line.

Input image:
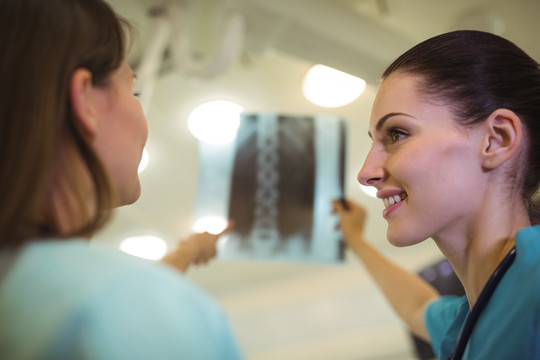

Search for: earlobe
xmin=70 ymin=68 xmax=98 ymax=137
xmin=481 ymin=109 xmax=523 ymax=170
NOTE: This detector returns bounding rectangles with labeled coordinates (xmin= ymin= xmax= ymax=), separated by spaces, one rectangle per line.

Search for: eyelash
xmin=385 ymin=126 xmax=408 ymax=143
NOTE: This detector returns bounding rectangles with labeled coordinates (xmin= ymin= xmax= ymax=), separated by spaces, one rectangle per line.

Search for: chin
xmin=387 ymin=238 xmax=411 ymax=248
xmin=118 ymin=182 xmax=142 ymax=207
xmin=386 ymin=228 xmax=425 ymax=248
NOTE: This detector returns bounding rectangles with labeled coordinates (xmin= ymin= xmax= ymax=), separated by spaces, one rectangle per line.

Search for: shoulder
xmin=2 ymin=238 xmax=221 ymax=313
xmin=513 ymin=225 xmax=540 ymax=282
xmin=497 ymin=226 xmax=540 ymax=316
xmin=469 ymin=226 xmax=540 ymax=358
xmin=426 ymin=295 xmax=468 ymax=319
xmin=515 ymin=224 xmax=540 ymax=255
xmin=424 ymin=296 xmax=469 ymax=359
xmin=1 ymin=239 xmax=243 ymax=359
xmin=11 ymin=238 xmax=216 ymax=305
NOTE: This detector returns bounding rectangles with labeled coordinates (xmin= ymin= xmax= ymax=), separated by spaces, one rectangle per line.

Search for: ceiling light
xmin=119 ymin=235 xmax=168 ymax=260
xmin=303 ymin=64 xmax=366 ymax=108
xmin=187 ymin=100 xmax=244 ymax=145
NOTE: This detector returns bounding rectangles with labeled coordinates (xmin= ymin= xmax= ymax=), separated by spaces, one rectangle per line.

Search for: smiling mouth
xmin=383 ymin=192 xmax=408 ymax=208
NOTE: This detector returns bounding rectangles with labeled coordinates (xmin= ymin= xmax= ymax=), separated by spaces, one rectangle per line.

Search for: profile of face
xmin=90 ymin=61 xmax=148 ymax=206
xmin=358 ymin=73 xmax=487 ymax=246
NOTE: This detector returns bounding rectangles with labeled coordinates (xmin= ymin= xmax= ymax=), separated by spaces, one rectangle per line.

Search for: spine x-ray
xmin=193 ymin=113 xmax=347 ymax=264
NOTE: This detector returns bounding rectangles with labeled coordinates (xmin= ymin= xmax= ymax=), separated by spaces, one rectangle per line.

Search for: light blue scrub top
xmin=425 ymin=225 xmax=540 ymax=359
xmin=0 ymin=239 xmax=243 ymax=360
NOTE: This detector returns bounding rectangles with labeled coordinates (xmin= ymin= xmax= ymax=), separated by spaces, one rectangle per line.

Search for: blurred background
xmin=95 ymin=0 xmax=540 ymax=358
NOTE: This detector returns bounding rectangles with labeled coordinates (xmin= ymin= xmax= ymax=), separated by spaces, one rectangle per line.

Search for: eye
xmin=385 ymin=126 xmax=408 ymax=143
xmin=133 ymin=91 xmax=141 ymax=98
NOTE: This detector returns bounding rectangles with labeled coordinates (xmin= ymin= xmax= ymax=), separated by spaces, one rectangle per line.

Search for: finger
xmin=339 ymin=198 xmax=350 ymax=211
xmin=332 ymin=199 xmax=347 ymax=214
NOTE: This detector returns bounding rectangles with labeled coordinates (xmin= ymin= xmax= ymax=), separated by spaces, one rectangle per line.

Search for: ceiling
xmin=112 ymin=0 xmax=540 ymax=83
xmin=96 ymin=0 xmax=540 ymax=358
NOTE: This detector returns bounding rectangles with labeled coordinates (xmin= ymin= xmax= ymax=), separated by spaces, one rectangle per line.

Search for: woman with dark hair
xmin=0 ymin=0 xmax=241 ymax=358
xmin=334 ymin=30 xmax=540 ymax=359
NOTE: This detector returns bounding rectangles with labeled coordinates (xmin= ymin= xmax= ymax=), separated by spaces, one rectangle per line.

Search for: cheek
xmin=386 ymin=137 xmax=478 ymax=222
xmin=391 ymin=135 xmax=476 ymax=185
xmin=386 ymin=137 xmax=481 ymax=240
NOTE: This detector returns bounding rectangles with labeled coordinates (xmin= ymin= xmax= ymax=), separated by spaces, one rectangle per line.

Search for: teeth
xmin=383 ymin=193 xmax=406 ymax=208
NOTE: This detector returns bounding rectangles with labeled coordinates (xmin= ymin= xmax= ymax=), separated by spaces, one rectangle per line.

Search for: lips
xmin=378 ymin=191 xmax=407 ymax=219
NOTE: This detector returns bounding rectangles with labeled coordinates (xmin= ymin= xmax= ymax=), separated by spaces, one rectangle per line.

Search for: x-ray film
xmin=193 ymin=113 xmax=347 ymax=264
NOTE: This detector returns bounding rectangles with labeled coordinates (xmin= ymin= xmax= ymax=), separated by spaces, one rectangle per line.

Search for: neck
xmin=47 ymin=139 xmax=98 ymax=237
xmin=433 ymin=197 xmax=530 ymax=308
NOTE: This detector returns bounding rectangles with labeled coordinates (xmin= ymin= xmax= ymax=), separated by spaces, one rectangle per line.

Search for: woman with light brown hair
xmin=0 ymin=0 xmax=241 ymax=358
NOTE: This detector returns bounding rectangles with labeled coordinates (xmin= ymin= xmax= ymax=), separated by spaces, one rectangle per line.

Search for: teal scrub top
xmin=425 ymin=225 xmax=540 ymax=359
xmin=0 ymin=239 xmax=243 ymax=360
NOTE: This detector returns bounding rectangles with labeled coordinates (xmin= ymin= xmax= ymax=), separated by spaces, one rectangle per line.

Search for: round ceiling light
xmin=303 ymin=64 xmax=366 ymax=108
xmin=187 ymin=100 xmax=244 ymax=145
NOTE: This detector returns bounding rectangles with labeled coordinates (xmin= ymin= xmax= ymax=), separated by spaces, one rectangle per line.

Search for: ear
xmin=481 ymin=108 xmax=523 ymax=170
xmin=69 ymin=68 xmax=99 ymax=137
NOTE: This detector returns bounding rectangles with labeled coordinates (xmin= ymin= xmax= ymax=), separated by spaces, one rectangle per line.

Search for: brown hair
xmin=0 ymin=0 xmax=131 ymax=250
xmin=382 ymin=30 xmax=540 ymax=224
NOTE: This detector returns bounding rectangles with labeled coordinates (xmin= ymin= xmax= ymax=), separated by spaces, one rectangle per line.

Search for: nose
xmin=357 ymin=146 xmax=386 ymax=187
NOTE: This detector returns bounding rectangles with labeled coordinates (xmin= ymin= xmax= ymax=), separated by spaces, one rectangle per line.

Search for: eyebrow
xmin=368 ymin=112 xmax=414 ymax=139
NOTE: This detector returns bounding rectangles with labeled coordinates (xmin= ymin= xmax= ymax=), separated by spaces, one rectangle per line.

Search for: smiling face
xmin=92 ymin=60 xmax=148 ymax=206
xmin=358 ymin=72 xmax=487 ymax=246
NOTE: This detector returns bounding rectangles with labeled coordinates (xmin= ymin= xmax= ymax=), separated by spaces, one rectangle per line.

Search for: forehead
xmin=372 ymin=73 xmax=421 ymax=116
xmin=369 ymin=73 xmax=425 ymax=133
xmin=368 ymin=73 xmax=467 ymax=139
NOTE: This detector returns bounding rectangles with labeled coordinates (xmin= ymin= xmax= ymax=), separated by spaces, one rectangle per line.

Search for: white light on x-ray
xmin=359 ymin=184 xmax=378 ymax=199
xmin=119 ymin=235 xmax=168 ymax=260
xmin=193 ymin=215 xmax=228 ymax=235
xmin=187 ymin=100 xmax=244 ymax=145
xmin=138 ymin=148 xmax=149 ymax=174
xmin=303 ymin=64 xmax=366 ymax=108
